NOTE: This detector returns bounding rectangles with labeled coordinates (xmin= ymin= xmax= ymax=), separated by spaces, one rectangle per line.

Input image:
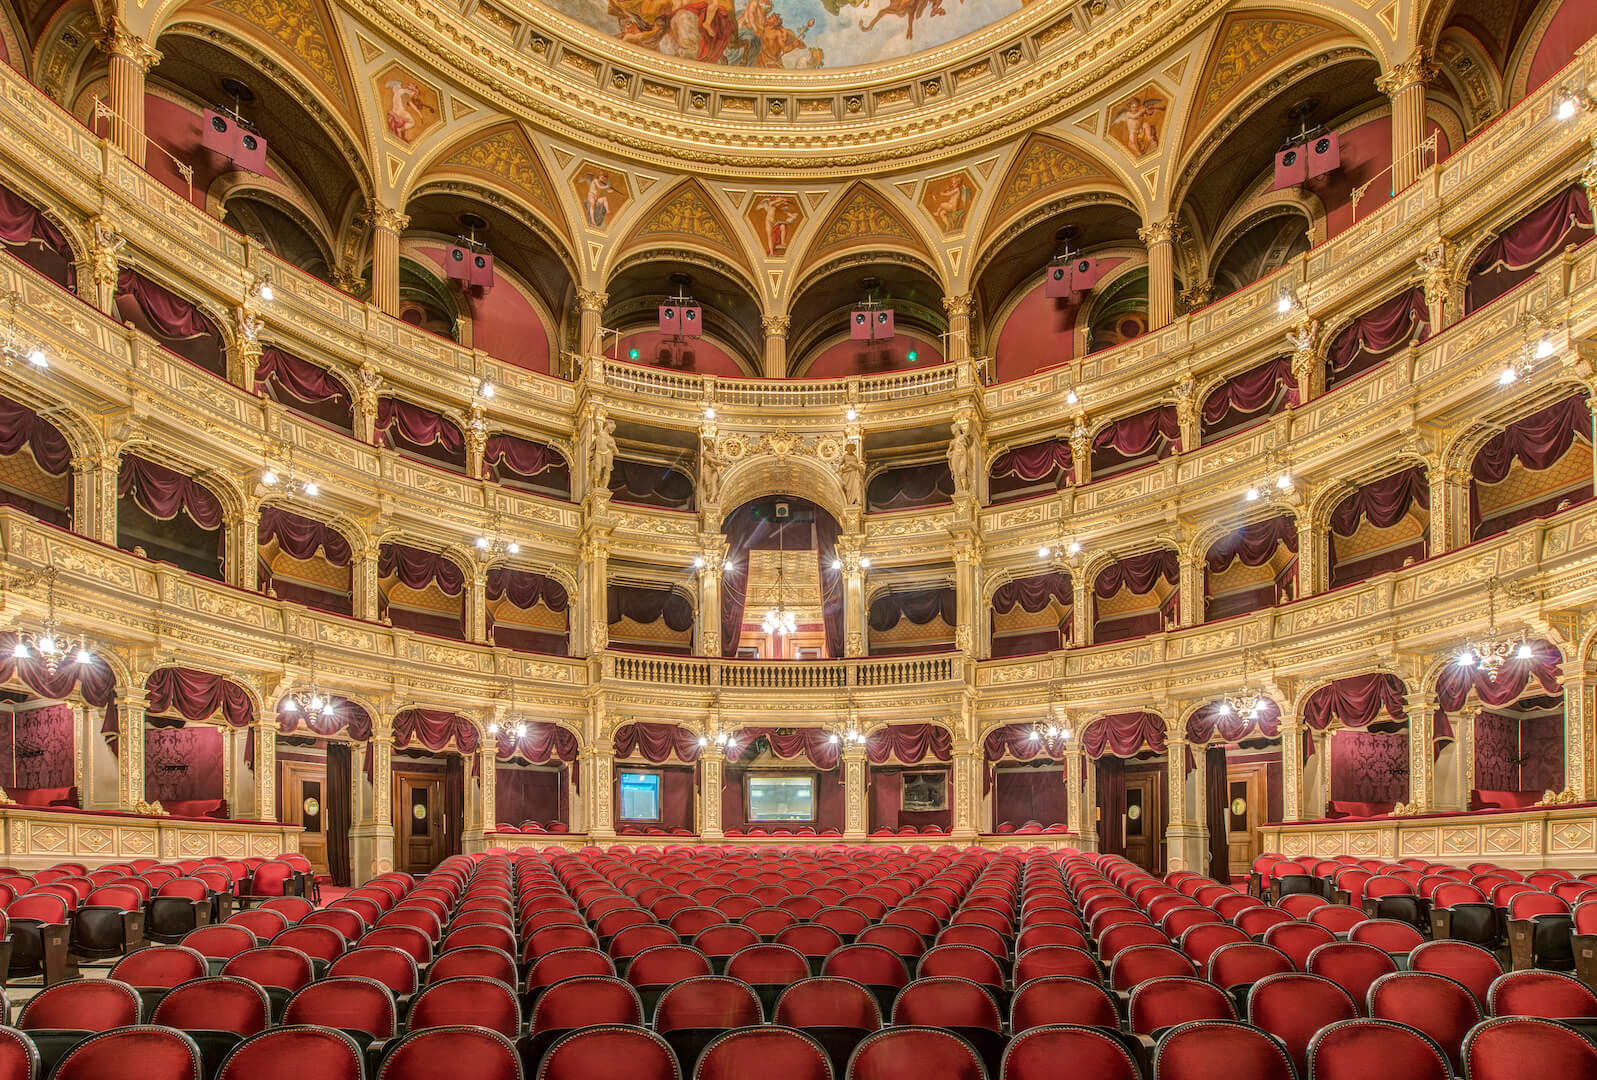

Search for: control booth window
xmin=745 ymin=773 xmax=817 ymax=822
xmin=618 ymin=769 xmax=662 ymax=821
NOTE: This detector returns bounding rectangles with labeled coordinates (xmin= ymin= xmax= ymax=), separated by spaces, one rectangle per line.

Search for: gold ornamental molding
xmin=342 ymin=0 xmax=1234 ymax=170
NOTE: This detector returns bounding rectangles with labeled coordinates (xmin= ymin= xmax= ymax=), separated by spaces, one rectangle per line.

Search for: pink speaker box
xmin=659 ymin=304 xmax=680 ymax=335
xmin=1045 ymin=264 xmax=1073 ymax=298
xmin=679 ymin=304 xmax=701 ymax=337
xmin=232 ymin=125 xmax=268 ymax=174
xmin=467 ymin=250 xmax=494 ymax=290
xmin=444 ymin=245 xmax=471 ymax=282
xmin=1308 ymin=132 xmax=1340 ymax=177
xmin=850 ymin=310 xmax=872 ymax=340
xmin=201 ymin=110 xmax=234 ymax=156
xmin=872 ymin=309 xmax=894 ymax=340
xmin=1273 ymin=143 xmax=1309 ymax=190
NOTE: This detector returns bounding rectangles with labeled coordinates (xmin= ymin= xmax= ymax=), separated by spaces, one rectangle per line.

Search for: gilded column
xmin=580 ymin=534 xmax=610 ymax=656
xmin=369 ymin=730 xmax=395 ymax=876
xmin=841 ymin=540 xmax=867 ymax=657
xmin=75 ymin=455 xmax=118 ymax=544
xmin=578 ymin=289 xmax=609 ymax=356
xmin=1177 ymin=553 xmax=1201 ymax=627
xmin=1189 ymin=742 xmax=1209 ymax=873
xmin=87 ymin=216 xmax=125 ymax=314
xmin=1456 ymin=709 xmax=1477 ymax=809
xmin=1064 ymin=746 xmax=1084 ymax=839
xmin=1072 ymin=574 xmax=1091 ymax=648
xmin=587 ymin=747 xmax=615 ymax=837
xmin=843 ymin=744 xmax=867 ymax=839
xmin=942 ymin=294 xmax=973 ymax=364
xmin=1082 ymin=753 xmax=1099 ymax=851
xmin=1427 ymin=457 xmax=1457 ymax=557
xmin=480 ymin=743 xmax=497 ymax=832
xmin=1379 ymin=49 xmax=1437 ymax=193
xmin=253 ymin=716 xmax=278 ymax=821
xmin=761 ymin=315 xmax=790 ymax=379
xmin=1295 ymin=514 xmax=1317 ymax=598
xmin=953 ymin=543 xmax=980 ymax=656
xmin=1564 ymin=671 xmax=1592 ymax=800
xmin=118 ymin=701 xmax=144 ymax=811
xmin=96 ymin=20 xmax=160 ymax=166
xmin=699 ymin=741 xmax=724 ymax=839
xmin=952 ymin=743 xmax=978 ymax=840
xmin=1280 ymin=717 xmax=1305 ymax=821
xmin=467 ymin=567 xmax=488 ymax=644
xmin=354 ymin=543 xmax=381 ymax=622
xmin=367 ymin=206 xmax=409 ymax=318
xmin=235 ymin=507 xmax=259 ymax=592
xmin=1166 ymin=734 xmax=1190 ymax=828
xmin=1138 ymin=216 xmax=1184 ymax=330
xmin=696 ymin=540 xmax=724 ymax=657
xmin=1405 ymin=695 xmax=1436 ymax=812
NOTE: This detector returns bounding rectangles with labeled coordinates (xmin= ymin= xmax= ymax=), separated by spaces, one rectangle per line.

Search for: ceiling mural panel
xmin=541 ymin=0 xmax=1026 ymax=69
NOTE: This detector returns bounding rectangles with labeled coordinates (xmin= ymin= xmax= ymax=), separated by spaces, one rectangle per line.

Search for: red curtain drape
xmin=2 ymin=632 xmax=118 ymax=739
xmin=1094 ymin=405 xmax=1181 ymax=458
xmin=276 ymin=697 xmax=372 ymax=741
xmin=115 ymin=270 xmax=215 ymax=341
xmin=1202 ymin=356 xmax=1298 ymax=429
xmin=983 ymin=723 xmax=1070 ymax=793
xmin=486 ymin=568 xmax=568 ymax=611
xmin=0 ymin=394 xmax=71 ymax=476
xmin=378 ymin=543 xmax=464 ymax=595
xmin=868 ymin=587 xmax=956 ymax=632
xmin=0 ymin=185 xmax=71 ymax=257
xmin=1470 ymin=393 xmax=1592 ymax=534
xmin=393 ymin=708 xmax=479 ymax=753
xmin=991 ymin=441 xmax=1075 ymax=484
xmin=325 ymin=742 xmax=353 ymax=886
xmin=1097 ymin=756 xmax=1125 ymax=854
xmin=612 ymin=722 xmax=702 ymax=764
xmin=610 ymin=460 xmax=695 ymax=510
xmin=1435 ymin=638 xmax=1561 ymax=711
xmin=255 ymin=348 xmax=348 ymax=408
xmin=443 ymin=755 xmax=464 ymax=857
xmin=484 ymin=435 xmax=570 ymax=497
xmin=146 ymin=667 xmax=253 ymax=728
xmin=118 ymin=454 xmax=224 ymax=531
xmin=992 ymin=572 xmax=1072 ymax=614
xmin=866 ymin=463 xmax=957 ymax=512
xmin=1082 ymin=712 xmax=1167 ymax=758
xmin=377 ymin=397 xmax=464 ymax=453
xmin=1302 ymin=672 xmax=1407 ymax=731
xmin=258 ymin=507 xmax=351 ymax=565
xmin=1206 ymin=516 xmax=1297 ymax=573
xmin=497 ymin=721 xmax=579 ymax=765
xmin=1205 ymin=745 xmax=1229 ymax=879
xmin=1468 ymin=185 xmax=1594 ymax=312
xmin=1095 ymin=549 xmax=1178 ymax=597
xmin=1185 ymin=698 xmax=1283 ymax=744
xmin=1330 ymin=465 xmax=1429 ymax=535
xmin=726 ymin=727 xmax=842 ymax=770
xmin=1327 ymin=286 xmax=1430 ymax=379
xmin=866 ymin=723 xmax=952 ymax=765
xmin=608 ymin=584 xmax=694 ymax=631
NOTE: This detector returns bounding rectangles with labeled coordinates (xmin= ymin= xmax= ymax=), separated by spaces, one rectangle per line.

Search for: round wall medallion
xmin=1231 ymin=797 xmax=1247 ymax=816
xmin=302 ymin=796 xmax=320 ymax=816
xmin=412 ymin=803 xmax=427 ymax=820
xmin=1126 ymin=804 xmax=1142 ymax=821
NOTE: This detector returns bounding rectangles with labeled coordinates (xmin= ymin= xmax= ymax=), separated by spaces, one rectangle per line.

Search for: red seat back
xmin=19 ymin=979 xmax=140 ymax=1031
xmin=1003 ymin=1025 xmax=1139 ymax=1080
xmin=1463 ymin=1016 xmax=1597 ymax=1080
xmin=1154 ymin=1020 xmax=1296 ymax=1080
xmin=530 ymin=947 xmax=617 ymax=989
xmin=917 ymin=944 xmax=1003 ymax=989
xmin=329 ymin=945 xmax=420 ymax=995
xmin=429 ymin=946 xmax=518 ymax=987
xmin=891 ymin=977 xmax=1001 ymax=1031
xmin=1009 ymin=975 xmax=1119 ymax=1032
xmin=273 ymin=925 xmax=348 ymax=962
xmin=1246 ymin=972 xmax=1358 ymax=1075
xmin=536 ymin=1025 xmax=679 ymax=1080
xmin=773 ymin=977 xmax=883 ymax=1030
xmin=110 ymin=945 xmax=208 ymax=988
xmin=378 ymin=1027 xmax=521 ymax=1080
xmin=221 ymin=946 xmax=315 ymax=990
xmin=1488 ymin=970 xmax=1597 ymax=1018
xmin=55 ymin=1027 xmax=202 ymax=1080
xmin=1108 ymin=945 xmax=1196 ymax=991
xmin=1014 ymin=945 xmax=1098 ymax=984
xmin=153 ymin=976 xmax=271 ymax=1036
xmin=654 ymin=975 xmax=763 ymax=1033
xmin=822 ymin=943 xmax=911 ymax=989
xmin=1206 ymin=943 xmax=1293 ymax=990
xmin=1128 ymin=976 xmax=1236 ymax=1034
xmin=1305 ymin=941 xmax=1398 ymax=1014
xmin=1260 ymin=922 xmax=1336 ymax=971
xmin=409 ymin=976 xmax=521 ymax=1037
xmin=530 ymin=976 xmax=644 ymax=1034
xmin=284 ymin=976 xmax=398 ymax=1039
xmin=845 ymin=1027 xmax=985 ymax=1080
xmin=627 ymin=944 xmax=713 ymax=988
xmin=1306 ymin=1018 xmax=1449 ymax=1080
xmin=695 ymin=1027 xmax=832 ymax=1080
xmin=217 ymin=1026 xmax=363 ymax=1080
xmin=359 ymin=925 xmax=433 ymax=964
xmin=1407 ymin=939 xmax=1500 ymax=1004
xmin=1368 ymin=971 xmax=1481 ymax=1071
xmin=725 ymin=944 xmax=810 ymax=986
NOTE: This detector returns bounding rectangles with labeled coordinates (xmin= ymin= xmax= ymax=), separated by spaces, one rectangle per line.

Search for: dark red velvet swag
xmin=486 ymin=568 xmax=568 ymax=611
xmin=0 ymin=394 xmax=71 ymax=475
xmin=376 ymin=397 xmax=464 ymax=453
xmin=118 ymin=454 xmax=224 ymax=531
xmin=867 ymin=463 xmax=956 ymax=511
xmin=1202 ymin=356 xmax=1299 ymax=427
xmin=379 ymin=543 xmax=464 ymax=595
xmin=1082 ymin=711 xmax=1167 ymax=758
xmin=259 ymin=506 xmax=351 ymax=565
xmin=276 ymin=697 xmax=372 ymax=741
xmin=613 ymin=722 xmax=701 ymax=765
xmin=1095 ymin=549 xmax=1179 ymax=598
xmin=1467 ymin=185 xmax=1594 ymax=312
xmin=393 ymin=708 xmax=479 ymax=753
xmin=1302 ymin=672 xmax=1407 ymax=731
xmin=868 ymin=587 xmax=957 ymax=632
xmin=1204 ymin=746 xmax=1229 ymax=879
xmin=1206 ymin=516 xmax=1298 ymax=573
xmin=1326 ymin=287 xmax=1431 ymax=378
xmin=1185 ymin=699 xmax=1283 ymax=744
xmin=609 ymin=584 xmax=693 ymax=632
xmin=1330 ymin=465 xmax=1430 ymax=536
xmin=866 ymin=723 xmax=952 ymax=765
xmin=983 ymin=723 xmax=1069 ymax=793
xmin=255 ymin=348 xmax=348 ymax=408
xmin=1434 ymin=638 xmax=1562 ymax=712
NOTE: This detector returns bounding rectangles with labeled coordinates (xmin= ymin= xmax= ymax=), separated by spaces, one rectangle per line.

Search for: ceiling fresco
xmin=545 ymin=0 xmax=1028 ymax=69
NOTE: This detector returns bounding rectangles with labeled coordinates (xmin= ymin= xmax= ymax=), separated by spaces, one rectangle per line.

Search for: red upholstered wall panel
xmin=1330 ymin=730 xmax=1410 ymax=803
xmin=143 ymin=724 xmax=224 ymax=801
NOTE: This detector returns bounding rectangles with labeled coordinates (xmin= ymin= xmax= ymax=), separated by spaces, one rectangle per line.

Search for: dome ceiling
xmin=540 ymin=0 xmax=1025 ymax=68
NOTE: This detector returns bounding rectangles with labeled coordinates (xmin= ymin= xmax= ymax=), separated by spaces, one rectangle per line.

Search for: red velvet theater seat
xmin=53 ymin=1027 xmax=202 ymax=1080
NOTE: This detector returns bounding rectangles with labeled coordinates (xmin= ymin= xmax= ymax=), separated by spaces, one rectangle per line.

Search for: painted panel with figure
xmin=548 ymin=0 xmax=1026 ymax=68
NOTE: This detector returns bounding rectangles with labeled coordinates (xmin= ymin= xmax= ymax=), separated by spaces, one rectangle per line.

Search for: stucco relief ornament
xmin=947 ymin=417 xmax=974 ymax=495
xmin=1173 ymin=378 xmax=1196 ymax=432
xmin=1416 ymin=241 xmax=1451 ymax=312
xmin=89 ymin=216 xmax=126 ymax=290
xmin=357 ymin=363 xmax=382 ymax=416
xmin=590 ymin=412 xmax=617 ymax=488
xmin=1069 ymin=416 xmax=1090 ymax=470
xmin=698 ymin=438 xmax=727 ymax=506
xmin=1286 ymin=318 xmax=1320 ymax=382
xmin=840 ymin=443 xmax=866 ymax=509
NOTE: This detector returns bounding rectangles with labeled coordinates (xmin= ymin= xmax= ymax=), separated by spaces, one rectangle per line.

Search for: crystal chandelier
xmin=697 ymin=730 xmax=739 ymax=751
xmin=9 ymin=568 xmax=92 ymax=674
xmin=280 ymin=648 xmax=334 ymax=719
xmin=1026 ymin=722 xmax=1072 ymax=745
xmin=1455 ymin=581 xmax=1531 ymax=680
xmin=474 ymin=514 xmax=520 ymax=557
xmin=0 ymin=291 xmax=49 ymax=370
xmin=762 ymin=526 xmax=797 ymax=637
xmin=487 ymin=682 xmax=528 ymax=738
xmin=260 ymin=444 xmax=319 ymax=498
xmin=1216 ymin=652 xmax=1270 ymax=720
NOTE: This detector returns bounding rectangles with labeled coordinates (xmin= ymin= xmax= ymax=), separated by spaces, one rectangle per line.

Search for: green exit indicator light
xmin=628 ymin=348 xmax=640 ymax=360
xmin=907 ymin=350 xmax=919 ymax=362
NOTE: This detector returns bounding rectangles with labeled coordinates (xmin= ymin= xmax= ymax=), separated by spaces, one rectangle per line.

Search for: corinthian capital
xmin=577 ymin=288 xmax=610 ymax=312
xmin=761 ymin=314 xmax=791 ymax=337
xmin=941 ymin=293 xmax=974 ymax=319
xmin=366 ymin=203 xmax=410 ymax=234
xmin=98 ymin=20 xmax=161 ymax=70
xmin=1376 ymin=48 xmax=1436 ymax=96
xmin=1137 ymin=215 xmax=1186 ymax=248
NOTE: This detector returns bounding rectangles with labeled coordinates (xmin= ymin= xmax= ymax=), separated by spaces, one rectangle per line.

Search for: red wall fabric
xmin=143 ymin=724 xmax=224 ymax=801
xmin=1330 ymin=730 xmax=1410 ymax=802
xmin=1526 ymin=0 xmax=1597 ymax=97
xmin=3 ymin=703 xmax=74 ymax=789
xmin=803 ymin=336 xmax=944 ymax=379
xmin=616 ymin=331 xmax=747 ymax=378
xmin=868 ymin=766 xmax=953 ymax=832
xmin=992 ymin=766 xmax=1068 ymax=828
xmin=993 ymin=284 xmax=1081 ymax=384
xmin=1476 ymin=707 xmax=1566 ymax=793
xmin=416 ymin=246 xmax=551 ymax=373
xmin=495 ymin=766 xmax=561 ymax=825
xmin=1474 ymin=712 xmax=1519 ymax=791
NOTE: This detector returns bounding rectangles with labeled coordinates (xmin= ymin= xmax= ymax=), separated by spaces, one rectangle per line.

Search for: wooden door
xmin=279 ymin=761 xmax=328 ymax=877
xmin=1123 ymin=773 xmax=1166 ymax=874
xmin=1225 ymin=763 xmax=1268 ymax=881
xmin=393 ymin=770 xmax=446 ymax=875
